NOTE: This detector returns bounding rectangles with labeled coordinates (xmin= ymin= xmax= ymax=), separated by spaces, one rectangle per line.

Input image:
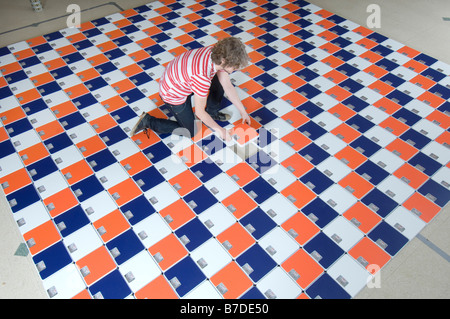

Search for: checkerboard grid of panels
xmin=0 ymin=0 xmax=449 ymax=299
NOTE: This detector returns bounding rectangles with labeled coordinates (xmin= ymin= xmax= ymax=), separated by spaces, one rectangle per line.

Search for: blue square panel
xmin=183 ymin=186 xmax=218 ymax=214
xmin=242 ymin=176 xmax=277 ymax=205
xmin=70 ymin=175 xmax=104 ymax=202
xmin=240 ymin=286 xmax=266 ymax=299
xmin=355 ymin=160 xmax=389 ymax=185
xmin=300 ymin=168 xmax=334 ymax=194
xmin=164 ymin=256 xmax=206 ymax=298
xmin=350 ymin=135 xmax=381 ymax=157
xmin=408 ymin=152 xmax=442 ymax=177
xmin=89 ymin=269 xmax=132 ymax=299
xmin=6 ymin=184 xmax=41 ymax=213
xmin=236 ymin=244 xmax=277 ymax=283
xmin=361 ymin=188 xmax=398 ymax=218
xmin=298 ymin=142 xmax=330 ymax=165
xmin=132 ymin=166 xmax=165 ymax=192
xmin=190 ymin=158 xmax=222 ymax=183
xmin=298 ymin=121 xmax=327 ymax=140
xmin=306 ymin=273 xmax=351 ymax=299
xmin=368 ymin=221 xmax=409 ymax=256
xmin=53 ymin=205 xmax=90 ymax=237
xmin=99 ymin=126 xmax=128 ymax=146
xmin=239 ymin=207 xmax=277 ymax=240
xmin=26 ymin=156 xmax=58 ymax=181
xmin=5 ymin=118 xmax=33 ymax=137
xmin=303 ymin=232 xmax=344 ymax=269
xmin=400 ymin=128 xmax=432 ymax=150
xmin=301 ymin=197 xmax=339 ymax=229
xmin=106 ymin=229 xmax=145 ymax=265
xmin=44 ymin=133 xmax=73 ymax=154
xmin=119 ymin=195 xmax=155 ymax=225
xmin=418 ymin=180 xmax=450 ymax=208
xmin=143 ymin=141 xmax=172 ymax=164
xmin=174 ymin=218 xmax=212 ymax=252
xmin=32 ymin=241 xmax=72 ymax=280
xmin=86 ymin=149 xmax=117 ymax=172
xmin=246 ymin=150 xmax=277 ymax=174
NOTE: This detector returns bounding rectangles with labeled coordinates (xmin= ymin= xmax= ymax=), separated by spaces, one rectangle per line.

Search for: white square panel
xmin=327 ymin=254 xmax=371 ymax=298
xmin=316 ymin=156 xmax=352 ymax=183
xmin=10 ymin=129 xmax=41 ymax=152
xmin=364 ymin=125 xmax=396 ymax=147
xmin=412 ymin=119 xmax=445 ymax=141
xmin=51 ymin=145 xmax=84 ymax=170
xmin=183 ymin=280 xmax=222 ymax=299
xmin=369 ymin=148 xmax=405 ymax=173
xmin=319 ymin=184 xmax=358 ymax=214
xmin=204 ymin=173 xmax=239 ymax=202
xmin=144 ymin=181 xmax=180 ymax=211
xmin=385 ymin=206 xmax=426 ymax=240
xmin=314 ymin=133 xmax=347 ymax=155
xmin=322 ymin=216 xmax=364 ymax=251
xmin=133 ymin=214 xmax=172 ymax=249
xmin=81 ymin=191 xmax=118 ymax=222
xmin=63 ymin=224 xmax=103 ymax=262
xmin=119 ymin=250 xmax=161 ymax=293
xmin=66 ymin=122 xmax=97 ymax=144
xmin=153 ymin=155 xmax=187 ymax=181
xmin=13 ymin=201 xmax=51 ymax=235
xmin=34 ymin=170 xmax=67 ymax=200
xmin=95 ymin=162 xmax=129 ymax=190
xmin=377 ymin=175 xmax=415 ymax=204
xmin=359 ymin=105 xmax=390 ymax=125
xmin=109 ymin=138 xmax=140 ymax=162
xmin=198 ymin=203 xmax=236 ymax=237
xmin=190 ymin=238 xmax=232 ymax=278
xmin=431 ymin=166 xmax=450 ymax=189
xmin=261 ymin=165 xmax=297 ymax=192
xmin=421 ymin=141 xmax=450 ymax=165
xmin=404 ymin=100 xmax=434 ymax=118
xmin=258 ymin=227 xmax=299 ymax=264
xmin=260 ymin=193 xmax=297 ymax=225
xmin=42 ymin=264 xmax=86 ymax=299
xmin=256 ymin=267 xmax=302 ymax=299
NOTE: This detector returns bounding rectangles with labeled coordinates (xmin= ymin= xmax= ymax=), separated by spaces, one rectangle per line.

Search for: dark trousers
xmin=149 ymin=74 xmax=224 ymax=137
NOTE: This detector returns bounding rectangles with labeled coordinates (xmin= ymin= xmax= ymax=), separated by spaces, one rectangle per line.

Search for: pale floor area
xmin=0 ymin=0 xmax=449 ymax=299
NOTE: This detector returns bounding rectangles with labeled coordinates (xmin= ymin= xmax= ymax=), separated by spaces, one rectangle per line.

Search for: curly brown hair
xmin=211 ymin=37 xmax=250 ymax=70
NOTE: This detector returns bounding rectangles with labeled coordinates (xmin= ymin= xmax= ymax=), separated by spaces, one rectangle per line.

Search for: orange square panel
xmin=120 ymin=151 xmax=152 ymax=176
xmin=0 ymin=62 xmax=21 ymax=75
xmin=241 ymin=64 xmax=265 ymax=78
xmin=101 ymin=95 xmax=127 ymax=113
xmin=282 ymin=74 xmax=307 ymax=90
xmin=148 ymin=234 xmax=188 ymax=271
xmin=379 ymin=116 xmax=409 ymax=136
xmin=281 ymin=130 xmax=312 ymax=151
xmin=385 ymin=138 xmax=418 ymax=161
xmin=222 ymin=189 xmax=258 ymax=219
xmin=0 ymin=126 xmax=8 ymax=142
xmin=373 ymin=97 xmax=402 ymax=115
xmin=320 ymin=42 xmax=341 ymax=54
xmin=30 ymin=72 xmax=54 ymax=87
xmin=239 ymin=80 xmax=264 ymax=96
xmin=281 ymin=249 xmax=323 ymax=289
xmin=393 ymin=163 xmax=428 ymax=189
xmin=281 ymin=90 xmax=308 ymax=107
xmin=93 ymin=209 xmax=130 ymax=243
xmin=328 ymin=103 xmax=356 ymax=121
xmin=334 ymin=146 xmax=367 ymax=169
xmin=369 ymin=80 xmax=394 ymax=95
xmin=76 ymin=246 xmax=116 ymax=286
xmin=225 ymin=162 xmax=259 ymax=187
xmin=64 ymin=83 xmax=89 ymax=99
xmin=281 ymin=153 xmax=314 ymax=178
xmin=348 ymin=237 xmax=391 ymax=273
xmin=280 ymin=180 xmax=316 ymax=209
xmin=61 ymin=160 xmax=94 ymax=185
xmin=107 ymin=178 xmax=141 ymax=206
xmin=281 ymin=212 xmax=320 ymax=245
xmin=110 ymin=78 xmax=135 ymax=94
xmin=135 ymin=275 xmax=178 ymax=299
xmin=0 ymin=107 xmax=26 ymax=125
xmin=168 ymin=169 xmax=202 ymax=197
xmin=241 ymin=96 xmax=263 ymax=113
xmin=210 ymin=261 xmax=253 ymax=299
xmin=159 ymin=199 xmax=196 ymax=231
xmin=321 ymin=55 xmax=344 ymax=68
xmin=216 ymin=223 xmax=255 ymax=258
xmin=36 ymin=121 xmax=64 ymax=141
xmin=364 ymin=64 xmax=389 ymax=78
xmin=326 ymin=85 xmax=352 ymax=101
xmin=403 ymin=192 xmax=441 ymax=223
xmin=43 ymin=187 xmax=79 ymax=218
xmin=403 ymin=59 xmax=428 ymax=73
xmin=23 ymin=220 xmax=61 ymax=255
xmin=44 ymin=58 xmax=66 ymax=71
xmin=19 ymin=143 xmax=50 ymax=166
xmin=16 ymin=88 xmax=41 ymax=105
xmin=323 ymin=69 xmax=348 ymax=84
xmin=87 ymin=54 xmax=109 ymax=66
xmin=76 ymin=135 xmax=106 ymax=157
xmin=51 ymin=101 xmax=78 ymax=119
xmin=410 ymin=74 xmax=436 ymax=90
xmin=230 ymin=123 xmax=259 ymax=146
xmin=426 ymin=110 xmax=450 ymax=129
xmin=338 ymin=171 xmax=374 ymax=198
xmin=177 ymin=144 xmax=208 ymax=167
xmin=417 ymin=91 xmax=445 ymax=108
xmin=0 ymin=168 xmax=32 ymax=195
xmin=343 ymin=202 xmax=382 ymax=234
xmin=397 ymin=46 xmax=420 ymax=58
xmin=131 ymin=129 xmax=161 ymax=150
xmin=281 ymin=109 xmax=309 ymax=128
xmin=89 ymin=114 xmax=117 ymax=133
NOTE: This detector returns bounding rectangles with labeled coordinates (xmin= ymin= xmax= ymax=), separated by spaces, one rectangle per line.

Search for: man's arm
xmin=216 ymin=71 xmax=251 ymax=125
xmin=194 ymin=94 xmax=231 ymax=141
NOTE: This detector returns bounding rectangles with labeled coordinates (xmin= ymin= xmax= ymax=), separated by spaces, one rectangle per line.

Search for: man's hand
xmin=241 ymin=111 xmax=251 ymax=125
xmin=217 ymin=127 xmax=232 ymax=141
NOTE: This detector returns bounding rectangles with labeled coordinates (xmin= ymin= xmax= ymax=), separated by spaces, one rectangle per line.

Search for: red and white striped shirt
xmin=159 ymin=46 xmax=217 ymax=105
